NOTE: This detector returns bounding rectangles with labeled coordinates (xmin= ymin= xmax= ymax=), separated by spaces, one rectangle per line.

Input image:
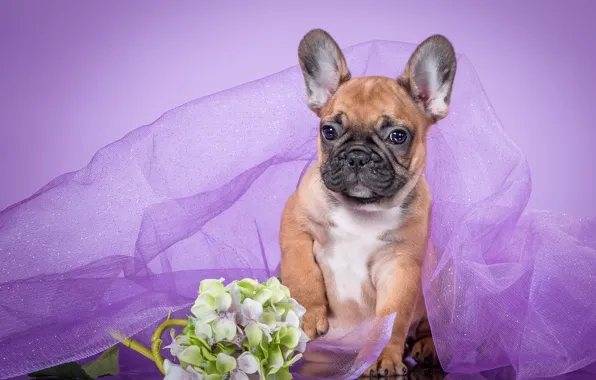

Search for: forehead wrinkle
xmin=328 ymin=77 xmax=427 ymax=130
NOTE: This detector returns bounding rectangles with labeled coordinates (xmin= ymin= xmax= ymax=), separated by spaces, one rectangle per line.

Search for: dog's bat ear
xmin=298 ymin=29 xmax=351 ymax=115
xmin=398 ymin=35 xmax=457 ymax=122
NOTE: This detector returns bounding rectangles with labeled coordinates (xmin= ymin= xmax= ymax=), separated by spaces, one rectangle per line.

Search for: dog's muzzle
xmin=321 ymin=143 xmax=403 ymax=202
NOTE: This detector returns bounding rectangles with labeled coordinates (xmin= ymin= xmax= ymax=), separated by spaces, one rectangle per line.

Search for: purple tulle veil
xmin=1 ymin=39 xmax=595 ymax=380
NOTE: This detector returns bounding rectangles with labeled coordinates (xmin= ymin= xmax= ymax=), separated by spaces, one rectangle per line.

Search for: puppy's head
xmin=298 ymin=29 xmax=456 ymax=210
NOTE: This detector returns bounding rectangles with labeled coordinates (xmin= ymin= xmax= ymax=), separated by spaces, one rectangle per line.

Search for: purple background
xmin=1 ymin=0 xmax=594 ymax=217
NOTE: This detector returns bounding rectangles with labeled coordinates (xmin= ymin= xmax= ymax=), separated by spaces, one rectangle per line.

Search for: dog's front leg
xmin=279 ymin=194 xmax=329 ymax=340
xmin=367 ymin=254 xmax=422 ymax=377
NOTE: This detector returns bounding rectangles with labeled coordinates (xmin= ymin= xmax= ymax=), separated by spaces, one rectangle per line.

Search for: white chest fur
xmin=321 ymin=206 xmax=404 ymax=304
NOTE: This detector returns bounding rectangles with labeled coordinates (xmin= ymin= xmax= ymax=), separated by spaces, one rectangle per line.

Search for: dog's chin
xmin=331 ymin=184 xmax=385 ymax=208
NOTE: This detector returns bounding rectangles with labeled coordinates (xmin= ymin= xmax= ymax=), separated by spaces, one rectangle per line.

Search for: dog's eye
xmin=321 ymin=125 xmax=338 ymax=141
xmin=388 ymin=129 xmax=408 ymax=145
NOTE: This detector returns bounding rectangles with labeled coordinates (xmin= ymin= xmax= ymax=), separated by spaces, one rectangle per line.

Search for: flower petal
xmin=253 ymin=288 xmax=273 ymax=305
xmin=213 ymin=318 xmax=237 ymax=342
xmin=284 ymin=310 xmax=299 ymax=328
xmin=186 ymin=366 xmax=205 ymax=380
xmin=266 ymin=277 xmax=281 ymax=287
xmin=281 ymin=285 xmax=291 ymax=299
xmin=269 ymin=286 xmax=286 ymax=304
xmin=245 ymin=321 xmax=263 ymax=347
xmin=237 ymin=278 xmax=258 ymax=297
xmin=215 ymin=292 xmax=232 ymax=312
xmin=216 ymin=353 xmax=237 ymax=374
xmin=236 ymin=352 xmax=259 ymax=374
xmin=242 ymin=298 xmax=263 ymax=321
xmin=273 ymin=304 xmax=286 ymax=317
xmin=164 ymin=329 xmax=186 ymax=356
xmin=296 ymin=330 xmax=309 ymax=353
xmin=199 ymin=278 xmax=225 ymax=294
xmin=289 ymin=298 xmax=306 ymax=318
xmin=194 ymin=322 xmax=213 ymax=340
xmin=163 ymin=359 xmax=174 ymax=374
xmin=257 ymin=322 xmax=272 ymax=337
xmin=226 ymin=282 xmax=243 ymax=314
xmin=260 ymin=311 xmax=277 ymax=328
xmin=280 ymin=326 xmax=301 ymax=349
xmin=163 ymin=359 xmax=191 ymax=380
xmin=178 ymin=346 xmax=203 ymax=367
xmin=238 ymin=278 xmax=259 ymax=287
xmin=194 ymin=293 xmax=216 ymax=309
xmin=230 ymin=370 xmax=249 ymax=380
xmin=190 ymin=305 xmax=218 ymax=323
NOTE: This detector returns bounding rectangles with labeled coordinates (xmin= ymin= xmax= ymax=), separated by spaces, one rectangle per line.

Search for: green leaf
xmin=259 ymin=359 xmax=267 ymax=379
xmin=272 ymin=327 xmax=284 ymax=345
xmin=29 ymin=346 xmax=120 ymax=379
xmin=259 ymin=336 xmax=270 ymax=358
xmin=266 ymin=344 xmax=284 ymax=375
xmin=188 ymin=335 xmax=211 ymax=350
xmin=201 ymin=346 xmax=217 ymax=361
xmin=182 ymin=316 xmax=195 ymax=335
xmin=284 ymin=353 xmax=303 ymax=368
xmin=275 ymin=367 xmax=293 ymax=380
xmin=281 ymin=346 xmax=292 ymax=360
xmin=82 ymin=345 xmax=120 ymax=378
xmin=217 ymin=342 xmax=237 ymax=356
xmin=204 ymin=360 xmax=218 ymax=374
xmin=28 ymin=362 xmax=90 ymax=379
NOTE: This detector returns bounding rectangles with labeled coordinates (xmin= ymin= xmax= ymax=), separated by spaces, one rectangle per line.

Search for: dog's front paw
xmin=411 ymin=336 xmax=438 ymax=366
xmin=301 ymin=306 xmax=329 ymax=340
xmin=364 ymin=345 xmax=408 ymax=377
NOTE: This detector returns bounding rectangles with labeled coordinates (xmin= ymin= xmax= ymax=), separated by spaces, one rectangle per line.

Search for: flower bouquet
xmin=118 ymin=277 xmax=309 ymax=380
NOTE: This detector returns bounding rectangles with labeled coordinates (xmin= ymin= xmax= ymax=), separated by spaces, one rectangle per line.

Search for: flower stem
xmin=151 ymin=317 xmax=189 ymax=375
xmin=109 ymin=313 xmax=189 ymax=375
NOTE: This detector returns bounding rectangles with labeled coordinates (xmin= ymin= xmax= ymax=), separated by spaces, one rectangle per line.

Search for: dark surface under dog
xmin=10 ymin=344 xmax=596 ymax=380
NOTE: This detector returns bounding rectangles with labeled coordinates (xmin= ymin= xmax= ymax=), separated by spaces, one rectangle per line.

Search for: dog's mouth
xmin=342 ymin=193 xmax=382 ymax=205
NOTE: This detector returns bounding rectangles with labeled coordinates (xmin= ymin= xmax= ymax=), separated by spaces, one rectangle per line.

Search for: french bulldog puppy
xmin=279 ymin=29 xmax=456 ymax=377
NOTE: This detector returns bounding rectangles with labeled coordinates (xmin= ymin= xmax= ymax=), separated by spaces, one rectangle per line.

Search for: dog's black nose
xmin=346 ymin=148 xmax=370 ymax=169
